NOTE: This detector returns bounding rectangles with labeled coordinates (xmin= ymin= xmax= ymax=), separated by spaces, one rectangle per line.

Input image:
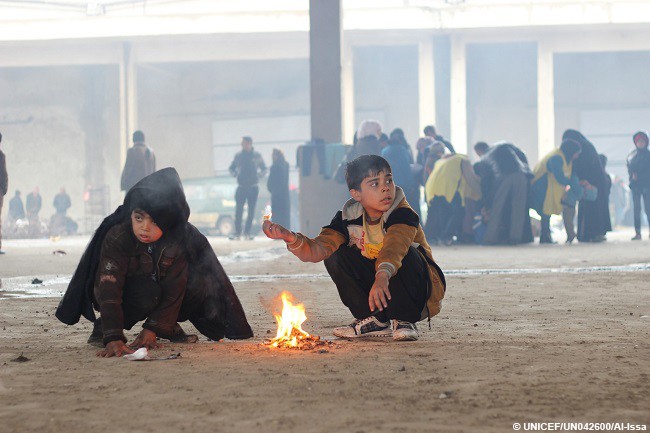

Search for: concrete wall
xmin=353 ymin=45 xmax=420 ymax=147
xmin=555 ymin=50 xmax=650 ymax=177
xmin=434 ymin=35 xmax=452 ymax=142
xmin=466 ymin=42 xmax=538 ymax=162
xmin=137 ymin=58 xmax=311 ymax=178
xmin=0 ymin=64 xmax=120 ymax=229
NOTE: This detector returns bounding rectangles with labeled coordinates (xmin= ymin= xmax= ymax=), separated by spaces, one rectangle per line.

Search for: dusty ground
xmin=0 ymin=230 xmax=649 ymax=433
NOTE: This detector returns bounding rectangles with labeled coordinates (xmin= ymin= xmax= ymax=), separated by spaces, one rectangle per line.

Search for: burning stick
xmin=266 ymin=291 xmax=332 ymax=351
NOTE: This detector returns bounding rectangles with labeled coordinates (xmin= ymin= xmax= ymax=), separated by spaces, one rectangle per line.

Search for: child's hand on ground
xmin=129 ymin=329 xmax=159 ymax=350
xmin=96 ymin=340 xmax=134 ymax=358
xmin=369 ymin=272 xmax=391 ymax=312
xmin=262 ymin=220 xmax=296 ymax=243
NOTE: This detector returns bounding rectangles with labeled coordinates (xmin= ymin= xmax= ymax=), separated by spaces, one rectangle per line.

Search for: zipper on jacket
xmin=154 ymin=246 xmax=167 ymax=281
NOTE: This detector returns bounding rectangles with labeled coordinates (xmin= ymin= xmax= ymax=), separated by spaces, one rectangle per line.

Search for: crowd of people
xmin=0 ymin=133 xmax=78 ymax=249
xmin=2 ymin=186 xmax=77 ymax=239
xmin=335 ymin=120 xmax=650 ymax=245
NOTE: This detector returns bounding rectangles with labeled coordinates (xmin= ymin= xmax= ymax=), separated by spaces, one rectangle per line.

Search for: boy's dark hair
xmin=423 ymin=125 xmax=436 ymax=136
xmin=242 ymin=136 xmax=253 ymax=144
xmin=132 ymin=130 xmax=145 ymax=143
xmin=345 ymin=155 xmax=392 ymax=191
xmin=474 ymin=141 xmax=489 ymax=154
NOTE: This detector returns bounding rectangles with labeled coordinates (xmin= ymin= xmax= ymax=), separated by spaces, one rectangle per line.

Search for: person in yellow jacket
xmin=531 ymin=139 xmax=582 ymax=243
xmin=263 ymin=155 xmax=446 ymax=342
xmin=424 ymin=153 xmax=481 ymax=245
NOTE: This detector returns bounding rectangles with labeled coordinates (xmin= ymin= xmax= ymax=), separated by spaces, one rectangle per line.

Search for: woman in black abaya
xmin=562 ymin=129 xmax=611 ymax=242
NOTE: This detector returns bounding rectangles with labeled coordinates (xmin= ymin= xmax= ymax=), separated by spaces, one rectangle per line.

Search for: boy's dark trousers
xmin=119 ymin=276 xmax=163 ymax=331
xmin=632 ymin=187 xmax=650 ymax=234
xmin=324 ymin=245 xmax=429 ymax=323
xmin=234 ymin=185 xmax=259 ymax=236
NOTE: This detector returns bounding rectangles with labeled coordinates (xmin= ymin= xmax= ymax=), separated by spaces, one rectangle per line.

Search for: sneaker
xmin=87 ymin=319 xmax=104 ymax=347
xmin=332 ymin=316 xmax=392 ymax=338
xmin=391 ymin=320 xmax=419 ymax=341
xmin=244 ymin=234 xmax=255 ymax=240
xmin=632 ymin=233 xmax=642 ymax=241
xmin=228 ymin=234 xmax=241 ymax=241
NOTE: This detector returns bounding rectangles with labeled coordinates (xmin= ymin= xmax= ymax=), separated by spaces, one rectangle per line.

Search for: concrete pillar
xmin=418 ymin=38 xmax=436 ymax=137
xmin=342 ymin=42 xmax=355 ymax=144
xmin=119 ymin=42 xmax=137 ymax=170
xmin=450 ymin=36 xmax=468 ymax=154
xmin=309 ymin=0 xmax=343 ymax=143
xmin=537 ymin=40 xmax=555 ymax=161
xmin=299 ymin=0 xmax=348 ymax=236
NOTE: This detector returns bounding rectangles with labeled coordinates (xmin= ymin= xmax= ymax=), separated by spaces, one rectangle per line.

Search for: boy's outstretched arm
xmin=262 ymin=220 xmax=345 ymax=263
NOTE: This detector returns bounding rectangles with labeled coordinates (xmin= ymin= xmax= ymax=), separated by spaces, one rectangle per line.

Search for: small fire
xmin=269 ymin=292 xmax=312 ymax=349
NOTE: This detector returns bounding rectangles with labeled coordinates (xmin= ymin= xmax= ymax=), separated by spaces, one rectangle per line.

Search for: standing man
xmin=228 ymin=136 xmax=267 ymax=240
xmin=8 ymin=190 xmax=25 ymax=223
xmin=0 ymin=132 xmax=8 ymax=254
xmin=121 ymin=130 xmax=156 ymax=192
xmin=53 ymin=187 xmax=72 ymax=216
xmin=628 ymin=130 xmax=650 ymax=240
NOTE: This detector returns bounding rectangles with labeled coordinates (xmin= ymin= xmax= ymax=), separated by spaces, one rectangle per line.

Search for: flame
xmin=269 ymin=291 xmax=312 ymax=349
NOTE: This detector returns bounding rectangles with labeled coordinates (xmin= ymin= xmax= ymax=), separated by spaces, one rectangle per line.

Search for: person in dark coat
xmin=416 ymin=137 xmax=434 ymax=168
xmin=120 ymin=130 xmax=156 ymax=192
xmin=382 ymin=138 xmax=419 ymax=217
xmin=387 ymin=129 xmax=420 ymax=217
xmin=55 ymin=168 xmax=253 ymax=357
xmin=50 ymin=187 xmax=78 ymax=236
xmin=8 ymin=190 xmax=24 ymax=223
xmin=53 ymin=187 xmax=71 ymax=216
xmin=474 ymin=142 xmax=533 ymax=245
xmin=25 ymin=186 xmax=42 ymax=237
xmin=562 ymin=129 xmax=611 ymax=242
xmin=0 ymin=132 xmax=7 ymax=254
xmin=424 ymin=125 xmax=455 ymax=154
xmin=628 ymin=130 xmax=650 ymax=240
xmin=267 ymin=148 xmax=291 ymax=229
xmin=229 ymin=136 xmax=267 ymax=239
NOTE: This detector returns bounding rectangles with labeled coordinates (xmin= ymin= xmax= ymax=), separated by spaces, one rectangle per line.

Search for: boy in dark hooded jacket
xmin=56 ymin=168 xmax=253 ymax=357
xmin=628 ymin=130 xmax=650 ymax=240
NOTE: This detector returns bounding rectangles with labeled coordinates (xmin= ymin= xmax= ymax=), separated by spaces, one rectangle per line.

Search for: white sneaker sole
xmin=393 ymin=331 xmax=419 ymax=341
xmin=332 ymin=328 xmax=392 ymax=339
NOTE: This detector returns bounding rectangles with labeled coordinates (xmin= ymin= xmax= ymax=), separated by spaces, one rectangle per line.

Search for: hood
xmin=562 ymin=129 xmax=588 ymax=145
xmin=483 ymin=142 xmax=531 ymax=176
xmin=124 ymin=167 xmax=190 ymax=233
xmin=633 ymin=130 xmax=649 ymax=147
xmin=340 ymin=186 xmax=405 ymax=222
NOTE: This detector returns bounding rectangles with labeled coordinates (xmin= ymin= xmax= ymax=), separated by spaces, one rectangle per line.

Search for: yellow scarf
xmin=533 ymin=148 xmax=572 ymax=215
